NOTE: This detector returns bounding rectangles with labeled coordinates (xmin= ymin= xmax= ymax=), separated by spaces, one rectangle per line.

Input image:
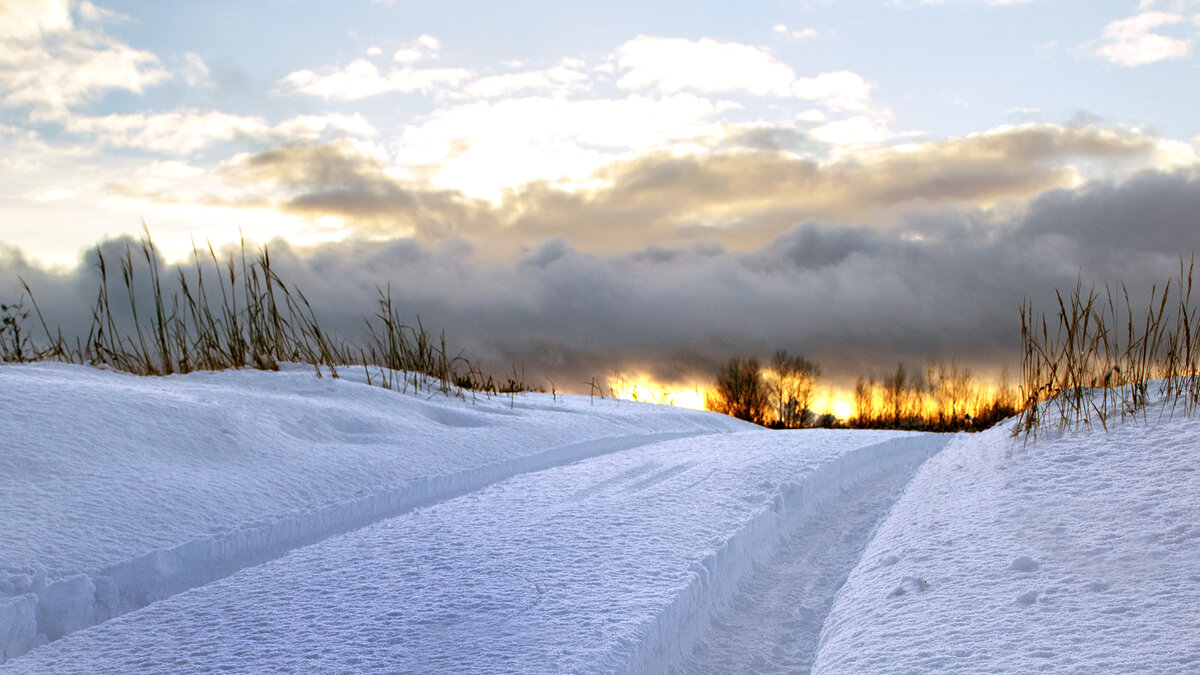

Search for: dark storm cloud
xmin=5 ymin=167 xmax=1198 ymax=392
xmin=1021 ymin=169 xmax=1200 ymax=255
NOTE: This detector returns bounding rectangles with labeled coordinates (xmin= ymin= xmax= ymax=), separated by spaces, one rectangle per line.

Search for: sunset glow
xmin=609 ymin=378 xmax=707 ymax=411
xmin=611 ymin=376 xmax=858 ymax=421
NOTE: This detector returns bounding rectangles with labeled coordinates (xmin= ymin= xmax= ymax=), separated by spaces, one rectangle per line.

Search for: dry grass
xmin=1015 ymin=256 xmax=1200 ymax=442
xmin=4 ymin=231 xmax=532 ymax=400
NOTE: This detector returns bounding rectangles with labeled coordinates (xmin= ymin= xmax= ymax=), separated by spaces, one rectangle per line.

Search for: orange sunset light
xmin=609 ymin=376 xmax=855 ymax=420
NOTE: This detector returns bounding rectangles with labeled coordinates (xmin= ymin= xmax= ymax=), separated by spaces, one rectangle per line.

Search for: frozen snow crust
xmin=812 ymin=410 xmax=1200 ymax=673
xmin=0 ymin=362 xmax=745 ymax=663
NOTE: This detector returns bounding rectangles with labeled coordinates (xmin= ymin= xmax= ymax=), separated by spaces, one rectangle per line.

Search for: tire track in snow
xmin=8 ymin=430 xmax=708 ymax=660
xmin=677 ymin=461 xmax=921 ymax=672
xmin=629 ymin=434 xmax=949 ymax=674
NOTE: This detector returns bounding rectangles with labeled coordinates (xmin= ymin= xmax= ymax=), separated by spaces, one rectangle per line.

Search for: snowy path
xmin=2 ymin=430 xmax=945 ymax=673
xmin=674 ymin=457 xmax=921 ymax=673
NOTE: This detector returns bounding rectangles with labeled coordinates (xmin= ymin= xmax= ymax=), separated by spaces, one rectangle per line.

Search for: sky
xmin=2 ymin=0 xmax=1199 ymax=402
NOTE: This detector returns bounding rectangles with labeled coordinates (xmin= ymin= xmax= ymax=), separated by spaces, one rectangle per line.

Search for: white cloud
xmin=809 ymin=116 xmax=896 ymax=146
xmin=0 ymin=0 xmax=73 ymax=41
xmin=75 ymin=0 xmax=126 ymax=24
xmin=0 ymin=0 xmax=168 ymax=118
xmin=31 ymin=187 xmax=75 ymax=202
xmin=1089 ymin=11 xmax=1192 ymax=66
xmin=392 ymin=48 xmax=423 ymax=63
xmin=617 ymin=36 xmax=799 ymax=96
xmin=394 ymin=34 xmax=441 ymax=62
xmin=181 ymin=52 xmax=209 ymax=86
xmin=394 ymin=94 xmax=724 ymax=199
xmin=278 ymin=34 xmax=453 ymax=99
xmin=614 ymin=36 xmax=874 ymax=112
xmin=63 ymin=110 xmax=271 ymax=153
xmin=277 ymin=58 xmax=471 ymax=99
xmin=797 ymin=109 xmax=827 ymax=123
xmin=464 ymin=61 xmax=591 ymax=98
xmin=273 ymin=113 xmax=377 ymax=141
xmin=61 ymin=110 xmax=376 ymax=154
xmin=771 ymin=23 xmax=821 ymax=41
xmin=792 ymin=71 xmax=874 ymax=111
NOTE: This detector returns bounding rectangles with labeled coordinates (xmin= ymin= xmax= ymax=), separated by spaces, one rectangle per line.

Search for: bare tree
xmin=882 ymin=362 xmax=908 ymax=427
xmin=708 ymin=356 xmax=770 ymax=425
xmin=767 ymin=350 xmax=821 ymax=428
xmin=852 ymin=376 xmax=875 ymax=427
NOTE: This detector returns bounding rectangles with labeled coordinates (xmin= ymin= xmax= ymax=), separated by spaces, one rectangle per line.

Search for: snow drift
xmin=0 ymin=362 xmax=745 ymax=663
xmin=811 ymin=406 xmax=1200 ymax=673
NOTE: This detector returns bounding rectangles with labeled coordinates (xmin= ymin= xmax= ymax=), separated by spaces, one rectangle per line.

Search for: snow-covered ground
xmin=812 ymin=407 xmax=1200 ymax=674
xmin=1 ymin=363 xmax=1197 ymax=672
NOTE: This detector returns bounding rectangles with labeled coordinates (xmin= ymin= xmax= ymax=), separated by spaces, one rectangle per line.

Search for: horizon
xmin=2 ymin=0 xmax=1199 ymax=402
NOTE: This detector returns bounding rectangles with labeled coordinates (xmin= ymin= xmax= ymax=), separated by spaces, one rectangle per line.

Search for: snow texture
xmin=4 ymin=425 xmax=939 ymax=673
xmin=4 ymin=362 xmax=1197 ymax=673
xmin=811 ymin=413 xmax=1200 ymax=674
xmin=0 ymin=362 xmax=744 ymax=663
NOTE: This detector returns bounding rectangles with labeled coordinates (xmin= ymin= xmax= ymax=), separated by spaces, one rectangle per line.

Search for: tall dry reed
xmin=1015 ymin=256 xmax=1199 ymax=442
xmin=4 ymin=231 xmax=530 ymax=400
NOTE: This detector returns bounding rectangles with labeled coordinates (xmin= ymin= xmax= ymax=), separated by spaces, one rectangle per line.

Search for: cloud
xmin=391 ymin=93 xmax=724 ymax=199
xmin=614 ymin=36 xmax=873 ymax=110
xmin=63 ymin=110 xmax=270 ymax=154
xmin=792 ymin=71 xmax=874 ymax=112
xmin=152 ymin=122 xmax=1183 ymax=262
xmin=59 ymin=110 xmax=376 ymax=154
xmin=1088 ymin=10 xmax=1192 ymax=66
xmin=809 ymin=116 xmax=896 ymax=145
xmin=7 ymin=168 xmax=1198 ymax=393
xmin=0 ymin=0 xmax=168 ymax=118
xmin=219 ymin=141 xmax=491 ymax=240
xmin=276 ymin=58 xmax=471 ymax=100
xmin=616 ymin=36 xmax=800 ymax=96
xmin=771 ymin=24 xmax=821 ymax=41
xmin=464 ymin=60 xmax=591 ymax=98
xmin=392 ymin=34 xmax=441 ymax=63
xmin=180 ymin=52 xmax=210 ymax=86
xmin=31 ymin=187 xmax=74 ymax=202
xmin=0 ymin=0 xmax=73 ymax=41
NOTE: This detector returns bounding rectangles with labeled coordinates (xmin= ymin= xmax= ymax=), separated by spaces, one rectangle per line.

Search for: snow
xmin=1 ymin=362 xmax=1197 ymax=672
xmin=811 ymin=409 xmax=1200 ymax=674
xmin=0 ymin=362 xmax=744 ymax=661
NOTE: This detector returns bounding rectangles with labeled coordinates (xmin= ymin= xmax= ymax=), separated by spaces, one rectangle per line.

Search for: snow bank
xmin=0 ymin=362 xmax=746 ymax=664
xmin=812 ymin=413 xmax=1200 ymax=673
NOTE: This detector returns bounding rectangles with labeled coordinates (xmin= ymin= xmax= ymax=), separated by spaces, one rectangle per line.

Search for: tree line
xmin=706 ymin=352 xmax=1018 ymax=432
